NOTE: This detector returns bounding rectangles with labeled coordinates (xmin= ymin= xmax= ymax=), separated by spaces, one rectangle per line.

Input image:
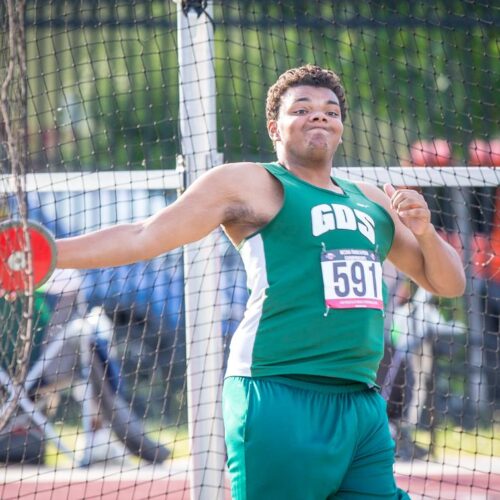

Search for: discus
xmin=0 ymin=220 xmax=57 ymax=293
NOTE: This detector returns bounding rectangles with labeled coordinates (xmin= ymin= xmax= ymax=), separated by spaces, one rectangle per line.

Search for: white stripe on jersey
xmin=225 ymin=234 xmax=269 ymax=377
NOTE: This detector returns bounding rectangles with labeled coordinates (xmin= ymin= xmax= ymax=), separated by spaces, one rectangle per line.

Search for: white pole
xmin=175 ymin=2 xmax=226 ymax=499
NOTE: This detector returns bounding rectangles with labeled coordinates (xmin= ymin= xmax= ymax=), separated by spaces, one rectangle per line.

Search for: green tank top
xmin=225 ymin=162 xmax=395 ymax=386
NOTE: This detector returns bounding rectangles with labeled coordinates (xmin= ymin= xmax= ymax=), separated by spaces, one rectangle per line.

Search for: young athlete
xmin=18 ymin=66 xmax=467 ymax=498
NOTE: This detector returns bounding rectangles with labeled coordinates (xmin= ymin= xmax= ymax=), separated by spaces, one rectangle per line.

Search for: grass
xmin=415 ymin=422 xmax=500 ymax=461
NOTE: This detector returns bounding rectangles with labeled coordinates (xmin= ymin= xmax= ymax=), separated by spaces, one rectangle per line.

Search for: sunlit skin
xmin=267 ymin=86 xmax=344 ymax=191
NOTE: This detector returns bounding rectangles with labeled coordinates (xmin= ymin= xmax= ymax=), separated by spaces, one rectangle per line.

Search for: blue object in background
xmin=23 ymin=188 xmax=248 ymax=339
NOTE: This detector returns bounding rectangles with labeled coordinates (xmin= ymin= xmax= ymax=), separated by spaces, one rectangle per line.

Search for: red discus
xmin=0 ymin=220 xmax=57 ymax=293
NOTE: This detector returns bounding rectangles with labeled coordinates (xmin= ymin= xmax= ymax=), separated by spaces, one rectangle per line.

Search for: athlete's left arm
xmin=359 ymin=183 xmax=466 ymax=298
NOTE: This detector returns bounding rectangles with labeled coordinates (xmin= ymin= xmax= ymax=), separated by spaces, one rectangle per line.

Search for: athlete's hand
xmin=383 ymin=184 xmax=432 ymax=237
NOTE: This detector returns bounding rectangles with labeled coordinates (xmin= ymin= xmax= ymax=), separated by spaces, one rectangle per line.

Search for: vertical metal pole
xmin=176 ymin=2 xmax=226 ymax=499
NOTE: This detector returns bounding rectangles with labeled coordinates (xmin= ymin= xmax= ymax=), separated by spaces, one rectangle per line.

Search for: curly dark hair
xmin=266 ymin=65 xmax=347 ymax=123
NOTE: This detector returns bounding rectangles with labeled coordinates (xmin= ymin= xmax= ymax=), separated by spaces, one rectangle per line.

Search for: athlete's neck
xmin=277 ymin=158 xmax=339 ymax=192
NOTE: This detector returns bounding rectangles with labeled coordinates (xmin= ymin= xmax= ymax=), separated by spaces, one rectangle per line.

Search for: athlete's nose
xmin=310 ymin=111 xmax=328 ymax=122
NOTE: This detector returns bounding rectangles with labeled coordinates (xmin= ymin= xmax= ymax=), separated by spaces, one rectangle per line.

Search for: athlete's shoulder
xmin=208 ymin=161 xmax=267 ymax=179
xmin=217 ymin=161 xmax=265 ymax=173
xmin=205 ymin=162 xmax=277 ymax=192
xmin=207 ymin=162 xmax=283 ymax=240
xmin=226 ymin=161 xmax=275 ymax=174
xmin=193 ymin=162 xmax=255 ymax=187
xmin=352 ymin=180 xmax=392 ymax=213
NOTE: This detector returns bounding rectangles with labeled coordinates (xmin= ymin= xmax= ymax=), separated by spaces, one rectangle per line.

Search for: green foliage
xmin=24 ymin=0 xmax=499 ymax=170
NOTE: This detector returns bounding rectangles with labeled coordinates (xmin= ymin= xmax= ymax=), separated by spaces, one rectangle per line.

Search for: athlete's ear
xmin=267 ymin=120 xmax=281 ymax=142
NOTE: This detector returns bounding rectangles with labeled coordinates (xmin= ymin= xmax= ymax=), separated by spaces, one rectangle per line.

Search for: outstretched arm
xmin=57 ymin=164 xmax=239 ymax=269
xmin=362 ymin=183 xmax=465 ymax=298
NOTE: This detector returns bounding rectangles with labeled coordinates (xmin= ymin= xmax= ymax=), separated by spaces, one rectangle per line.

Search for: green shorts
xmin=223 ymin=376 xmax=410 ymax=500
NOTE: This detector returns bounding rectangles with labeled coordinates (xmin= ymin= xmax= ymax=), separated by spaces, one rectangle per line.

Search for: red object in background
xmin=468 ymin=139 xmax=491 ymax=166
xmin=489 ymin=139 xmax=500 ymax=167
xmin=0 ymin=220 xmax=57 ymax=293
xmin=489 ymin=188 xmax=500 ymax=281
xmin=410 ymin=140 xmax=433 ymax=166
xmin=471 ymin=234 xmax=492 ymax=279
xmin=410 ymin=139 xmax=452 ymax=166
xmin=437 ymin=230 xmax=496 ymax=280
xmin=468 ymin=138 xmax=500 ymax=166
xmin=430 ymin=139 xmax=453 ymax=166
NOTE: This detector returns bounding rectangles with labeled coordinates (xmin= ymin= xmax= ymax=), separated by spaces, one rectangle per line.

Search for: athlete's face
xmin=268 ymin=85 xmax=344 ymax=163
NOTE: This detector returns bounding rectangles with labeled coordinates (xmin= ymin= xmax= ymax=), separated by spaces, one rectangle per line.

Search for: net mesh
xmin=0 ymin=1 xmax=499 ymax=499
xmin=0 ymin=0 xmax=37 ymax=433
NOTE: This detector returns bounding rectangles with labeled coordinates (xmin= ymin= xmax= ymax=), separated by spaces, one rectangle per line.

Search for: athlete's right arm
xmin=56 ymin=163 xmax=255 ymax=269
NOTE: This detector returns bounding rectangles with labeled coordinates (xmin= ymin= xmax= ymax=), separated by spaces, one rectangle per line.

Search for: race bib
xmin=321 ymin=249 xmax=383 ymax=310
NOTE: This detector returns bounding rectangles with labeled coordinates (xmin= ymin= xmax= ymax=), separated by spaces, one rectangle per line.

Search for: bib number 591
xmin=321 ymin=249 xmax=383 ymax=310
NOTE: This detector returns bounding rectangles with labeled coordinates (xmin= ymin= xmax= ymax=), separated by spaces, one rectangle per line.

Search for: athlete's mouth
xmin=307 ymin=127 xmax=329 ymax=133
